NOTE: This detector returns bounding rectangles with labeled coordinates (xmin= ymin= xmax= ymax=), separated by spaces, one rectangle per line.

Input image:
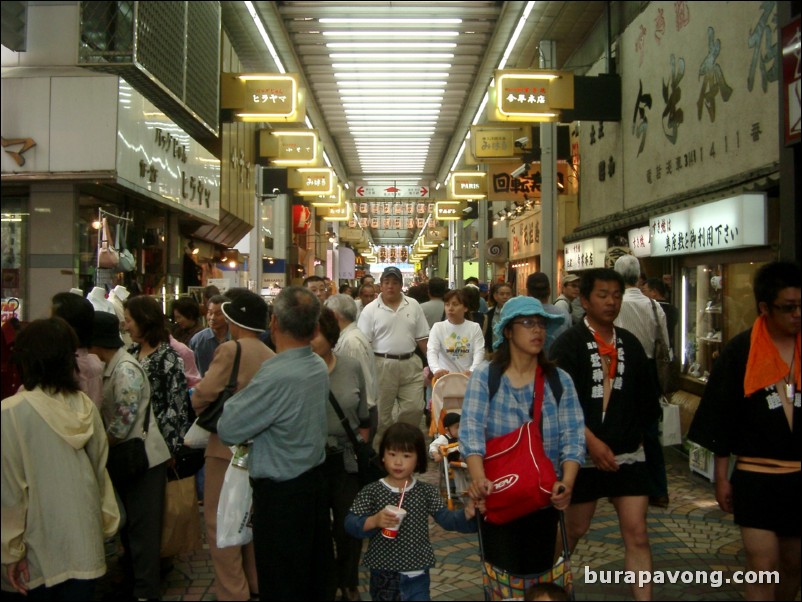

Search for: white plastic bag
xmin=216 ymin=460 xmax=253 ymax=548
xmin=184 ymin=419 xmax=211 ymax=449
xmin=659 ymin=399 xmax=682 ymax=446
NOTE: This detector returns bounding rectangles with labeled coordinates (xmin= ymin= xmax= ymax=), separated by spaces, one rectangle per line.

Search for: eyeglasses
xmin=511 ymin=318 xmax=548 ymax=330
xmin=772 ymin=303 xmax=802 ymax=314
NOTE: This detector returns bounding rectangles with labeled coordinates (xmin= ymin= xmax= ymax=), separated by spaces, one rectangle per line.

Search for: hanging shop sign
xmin=470 ymin=126 xmax=529 ymax=159
xmin=435 ymin=201 xmax=462 ymax=221
xmin=221 ymin=73 xmax=305 ymax=123
xmin=488 ymin=70 xmax=574 ymax=123
xmin=628 ymin=226 xmax=652 ymax=258
xmin=509 ymin=209 xmax=541 ymax=260
xmin=288 ymin=167 xmax=336 ymax=196
xmin=564 ymin=237 xmax=608 ymax=271
xmin=782 ymin=16 xmax=801 ymax=146
xmin=448 ymin=172 xmax=487 ymax=200
xmin=649 ymin=193 xmax=767 ymax=257
xmin=320 ymin=201 xmax=352 ymax=222
xmin=258 ymin=129 xmax=319 ymax=166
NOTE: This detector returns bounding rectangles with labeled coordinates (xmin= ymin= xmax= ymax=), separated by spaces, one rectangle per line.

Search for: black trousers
xmin=480 ymin=507 xmax=558 ymax=575
xmin=250 ymin=463 xmax=334 ymax=601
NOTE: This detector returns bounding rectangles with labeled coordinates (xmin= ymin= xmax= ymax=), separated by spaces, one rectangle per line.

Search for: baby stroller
xmin=429 ymin=373 xmax=471 ymax=509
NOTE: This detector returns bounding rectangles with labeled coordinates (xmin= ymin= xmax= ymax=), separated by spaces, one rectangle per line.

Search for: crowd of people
xmin=1 ymin=259 xmax=799 ymax=601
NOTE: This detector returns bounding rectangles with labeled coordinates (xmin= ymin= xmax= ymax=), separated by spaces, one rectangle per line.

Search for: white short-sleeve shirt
xmin=357 ymin=293 xmax=429 ymax=355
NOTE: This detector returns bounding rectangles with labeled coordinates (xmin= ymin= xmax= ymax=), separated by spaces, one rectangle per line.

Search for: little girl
xmin=345 ymin=422 xmax=477 ymax=601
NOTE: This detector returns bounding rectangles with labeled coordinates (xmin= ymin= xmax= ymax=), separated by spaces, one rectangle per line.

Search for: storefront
xmin=1 ymin=75 xmax=220 ymax=320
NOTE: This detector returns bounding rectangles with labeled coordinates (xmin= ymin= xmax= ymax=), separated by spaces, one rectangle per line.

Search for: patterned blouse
xmin=128 ymin=342 xmax=190 ymax=454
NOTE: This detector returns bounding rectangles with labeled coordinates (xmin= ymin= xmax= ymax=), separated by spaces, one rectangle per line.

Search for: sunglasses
xmin=772 ymin=303 xmax=801 ymax=314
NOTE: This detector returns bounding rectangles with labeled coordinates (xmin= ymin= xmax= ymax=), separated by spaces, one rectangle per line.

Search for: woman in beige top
xmin=191 ymin=289 xmax=274 ymax=602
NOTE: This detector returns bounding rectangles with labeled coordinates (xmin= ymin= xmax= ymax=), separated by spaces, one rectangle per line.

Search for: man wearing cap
xmin=191 ymin=290 xmax=274 ymax=601
xmin=554 ymin=273 xmax=583 ymax=325
xmin=190 ymin=294 xmax=231 ymax=376
xmin=550 ymin=268 xmax=660 ymax=600
xmin=526 ymin=273 xmax=570 ymax=353
xmin=217 ymin=287 xmax=332 ymax=601
xmin=358 ymin=266 xmax=430 ymax=449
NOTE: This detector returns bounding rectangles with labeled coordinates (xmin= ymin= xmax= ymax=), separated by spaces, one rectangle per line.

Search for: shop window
xmin=680 ymin=261 xmax=765 ymax=383
xmin=1 ymin=198 xmax=27 ymax=322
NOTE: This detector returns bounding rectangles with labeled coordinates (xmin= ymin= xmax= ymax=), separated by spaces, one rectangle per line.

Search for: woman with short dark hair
xmin=172 ymin=296 xmax=204 ymax=345
xmin=124 ymin=295 xmax=190 ymax=456
xmin=2 ymin=318 xmax=120 ymax=599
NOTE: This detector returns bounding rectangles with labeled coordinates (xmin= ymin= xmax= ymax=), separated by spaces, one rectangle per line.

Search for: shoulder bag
xmin=328 ymin=391 xmax=387 ymax=486
xmin=117 ymin=213 xmax=136 ymax=273
xmin=482 ymin=366 xmax=557 ymax=525
xmin=194 ymin=341 xmax=241 ymax=433
xmin=97 ymin=217 xmax=120 ymax=270
xmin=650 ymin=299 xmax=680 ymax=394
xmin=106 ymin=398 xmax=151 ymax=485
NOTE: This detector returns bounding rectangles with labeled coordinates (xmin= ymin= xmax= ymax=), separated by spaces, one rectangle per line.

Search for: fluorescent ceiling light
xmin=499 ymin=1 xmax=535 ymax=69
xmin=354 ymin=138 xmax=431 ymax=144
xmin=337 ymin=80 xmax=447 ymax=88
xmin=332 ymin=63 xmax=452 ymax=70
xmin=244 ymin=1 xmax=285 ymax=73
xmin=330 ymin=53 xmax=454 ymax=60
xmin=341 ymin=95 xmax=444 ymax=102
xmin=347 ymin=116 xmax=439 ymax=123
xmin=323 ymin=31 xmax=460 ymax=37
xmin=349 ymin=125 xmax=436 ymax=130
xmin=335 ymin=72 xmax=449 ymax=80
xmin=343 ymin=103 xmax=441 ymax=110
xmin=327 ymin=42 xmax=457 ymax=49
xmin=472 ymin=93 xmax=490 ymax=125
xmin=320 ymin=18 xmax=462 ymax=24
xmin=345 ymin=109 xmax=439 ymax=116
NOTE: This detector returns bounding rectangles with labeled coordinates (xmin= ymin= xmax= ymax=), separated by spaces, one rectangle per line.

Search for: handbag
xmin=117 ymin=213 xmax=136 ymax=272
xmin=106 ymin=399 xmax=151 ymax=484
xmin=97 ymin=217 xmax=120 ymax=269
xmin=170 ymin=445 xmax=206 ymax=481
xmin=195 ymin=341 xmax=241 ymax=433
xmin=328 ymin=391 xmax=386 ymax=486
xmin=482 ymin=367 xmax=557 ymax=525
xmin=160 ymin=469 xmax=202 ymax=558
xmin=216 ymin=456 xmax=254 ymax=548
xmin=650 ymin=300 xmax=680 ymax=394
xmin=184 ymin=419 xmax=212 ymax=449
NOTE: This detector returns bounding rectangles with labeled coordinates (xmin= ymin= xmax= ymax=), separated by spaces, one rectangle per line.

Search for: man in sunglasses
xmin=689 ymin=261 xmax=801 ymax=601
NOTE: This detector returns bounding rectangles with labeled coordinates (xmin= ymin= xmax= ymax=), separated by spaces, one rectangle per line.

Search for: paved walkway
xmin=82 ymin=446 xmax=786 ymax=601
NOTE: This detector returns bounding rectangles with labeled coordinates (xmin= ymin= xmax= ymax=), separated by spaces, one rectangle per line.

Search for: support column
xmin=539 ymin=39 xmax=558 ymax=284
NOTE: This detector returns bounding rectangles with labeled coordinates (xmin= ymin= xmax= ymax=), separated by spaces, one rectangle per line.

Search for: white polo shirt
xmin=357 ymin=293 xmax=430 ymax=355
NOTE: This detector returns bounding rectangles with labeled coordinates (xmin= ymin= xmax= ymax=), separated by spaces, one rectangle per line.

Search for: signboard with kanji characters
xmin=649 ymin=193 xmax=767 ymax=257
xmin=488 ymin=70 xmax=574 ymax=123
xmin=564 ymin=237 xmax=608 ymax=271
xmin=258 ymin=129 xmax=319 ymax=166
xmin=628 ymin=226 xmax=652 ymax=257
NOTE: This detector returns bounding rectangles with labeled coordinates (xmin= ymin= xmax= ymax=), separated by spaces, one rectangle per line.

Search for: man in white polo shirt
xmin=358 ymin=266 xmax=429 ymax=449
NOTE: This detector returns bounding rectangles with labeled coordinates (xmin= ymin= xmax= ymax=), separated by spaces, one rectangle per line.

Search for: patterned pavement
xmin=82 ymin=446 xmax=785 ymax=601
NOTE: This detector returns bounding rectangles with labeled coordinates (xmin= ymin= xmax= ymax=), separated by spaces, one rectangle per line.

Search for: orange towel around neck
xmin=743 ymin=315 xmax=801 ymax=397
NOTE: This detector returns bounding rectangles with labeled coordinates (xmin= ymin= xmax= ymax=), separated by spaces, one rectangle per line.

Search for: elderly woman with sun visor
xmin=461 ymin=296 xmax=584 ymax=578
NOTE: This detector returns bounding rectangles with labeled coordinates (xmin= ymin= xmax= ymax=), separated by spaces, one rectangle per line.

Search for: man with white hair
xmin=325 ymin=294 xmax=379 ymax=443
xmin=613 ymin=254 xmax=671 ymax=508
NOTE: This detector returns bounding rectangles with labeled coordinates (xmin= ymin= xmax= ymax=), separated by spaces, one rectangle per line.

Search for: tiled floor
xmin=82 ymin=446 xmax=791 ymax=601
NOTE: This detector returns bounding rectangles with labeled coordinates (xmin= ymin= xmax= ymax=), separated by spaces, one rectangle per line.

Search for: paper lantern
xmin=292 ymin=204 xmax=311 ymax=233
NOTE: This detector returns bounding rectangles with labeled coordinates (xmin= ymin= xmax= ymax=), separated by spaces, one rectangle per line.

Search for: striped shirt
xmin=461 ymin=362 xmax=586 ymax=472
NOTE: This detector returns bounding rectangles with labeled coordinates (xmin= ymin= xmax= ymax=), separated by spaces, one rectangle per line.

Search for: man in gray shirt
xmin=421 ymin=276 xmax=448 ymax=328
xmin=218 ymin=286 xmax=333 ymax=601
xmin=526 ymin=272 xmax=570 ymax=352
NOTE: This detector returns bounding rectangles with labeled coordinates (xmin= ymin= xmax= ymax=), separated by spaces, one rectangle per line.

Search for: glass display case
xmin=680 ymin=261 xmax=766 ymax=384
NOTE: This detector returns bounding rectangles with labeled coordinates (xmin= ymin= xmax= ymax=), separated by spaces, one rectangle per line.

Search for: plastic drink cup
xmin=380 ymin=505 xmax=408 ymax=539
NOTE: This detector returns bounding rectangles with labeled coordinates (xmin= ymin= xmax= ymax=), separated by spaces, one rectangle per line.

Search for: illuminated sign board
xmin=448 ymin=172 xmax=487 ymax=200
xmin=489 ymin=70 xmax=573 ymax=123
xmin=289 ymin=167 xmax=335 ymax=196
xmin=258 ymin=129 xmax=319 ymax=166
xmin=225 ymin=74 xmax=305 ymax=122
xmin=435 ymin=201 xmax=462 ymax=221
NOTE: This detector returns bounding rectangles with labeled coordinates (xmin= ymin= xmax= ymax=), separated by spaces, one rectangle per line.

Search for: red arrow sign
xmin=356 ymin=186 xmax=365 ymax=197
xmin=384 ymin=186 xmax=400 ymax=194
xmin=420 ymin=187 xmax=428 ymax=197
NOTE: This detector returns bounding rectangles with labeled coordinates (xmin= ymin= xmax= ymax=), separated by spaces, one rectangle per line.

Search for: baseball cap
xmin=381 ymin=266 xmax=403 ymax=282
xmin=563 ymin=273 xmax=580 ymax=284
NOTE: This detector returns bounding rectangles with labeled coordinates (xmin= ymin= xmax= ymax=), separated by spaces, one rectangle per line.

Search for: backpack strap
xmin=488 ymin=361 xmax=562 ymax=405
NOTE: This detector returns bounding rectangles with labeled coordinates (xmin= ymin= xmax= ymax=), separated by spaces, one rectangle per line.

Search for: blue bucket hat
xmin=492 ymin=296 xmax=566 ymax=350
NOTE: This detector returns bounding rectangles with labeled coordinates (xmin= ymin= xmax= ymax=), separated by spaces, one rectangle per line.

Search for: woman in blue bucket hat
xmin=461 ymin=296 xmax=586 ymax=597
